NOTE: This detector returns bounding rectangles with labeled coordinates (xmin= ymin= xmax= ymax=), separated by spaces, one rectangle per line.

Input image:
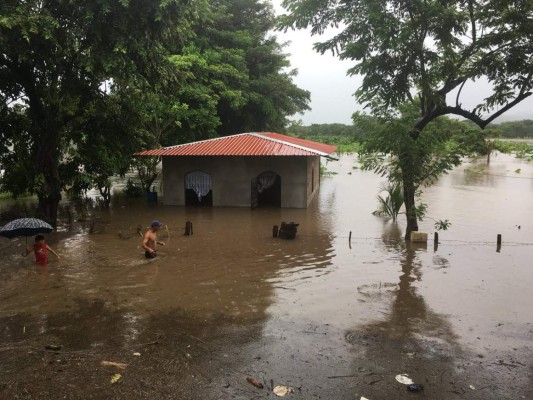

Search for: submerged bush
xmin=372 ymin=181 xmax=403 ymax=221
xmin=124 ymin=179 xmax=144 ymax=198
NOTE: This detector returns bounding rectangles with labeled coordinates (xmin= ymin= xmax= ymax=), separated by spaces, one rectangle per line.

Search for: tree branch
xmin=423 ymin=90 xmax=532 ymax=130
xmin=479 ymin=92 xmax=532 ymax=127
xmin=455 ymin=79 xmax=467 ymax=107
xmin=468 ymin=0 xmax=476 ymax=43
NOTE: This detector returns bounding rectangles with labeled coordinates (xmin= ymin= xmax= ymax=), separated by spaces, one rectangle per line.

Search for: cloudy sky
xmin=271 ymin=1 xmax=532 ymax=125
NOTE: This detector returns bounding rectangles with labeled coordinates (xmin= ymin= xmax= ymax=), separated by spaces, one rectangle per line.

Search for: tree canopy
xmin=192 ymin=0 xmax=311 ymax=136
xmin=1 ymin=0 xmax=310 ymax=225
xmin=0 ymin=0 xmax=203 ymax=224
xmin=280 ymin=0 xmax=533 ymax=130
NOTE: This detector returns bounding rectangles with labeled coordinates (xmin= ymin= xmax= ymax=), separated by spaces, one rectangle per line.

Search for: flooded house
xmin=135 ymin=132 xmax=336 ymax=208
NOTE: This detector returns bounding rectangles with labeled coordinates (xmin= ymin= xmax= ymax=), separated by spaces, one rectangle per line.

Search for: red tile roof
xmin=135 ymin=132 xmax=336 ymax=157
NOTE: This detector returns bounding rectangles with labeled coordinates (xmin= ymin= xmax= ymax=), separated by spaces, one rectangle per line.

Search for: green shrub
xmin=124 ymin=179 xmax=144 ymax=198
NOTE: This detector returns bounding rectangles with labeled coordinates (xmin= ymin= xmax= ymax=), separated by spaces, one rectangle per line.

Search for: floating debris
xmin=395 ymin=374 xmax=414 ymax=385
xmin=246 ymin=377 xmax=264 ymax=389
xmin=101 ymin=360 xmax=128 ymax=370
xmin=273 ymin=385 xmax=294 ymax=396
xmin=407 ymin=383 xmax=424 ymax=392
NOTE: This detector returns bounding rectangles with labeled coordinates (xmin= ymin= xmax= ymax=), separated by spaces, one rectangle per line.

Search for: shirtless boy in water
xmin=142 ymin=220 xmax=166 ymax=258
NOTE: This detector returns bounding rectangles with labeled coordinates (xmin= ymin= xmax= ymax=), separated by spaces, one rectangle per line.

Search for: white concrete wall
xmin=161 ymin=156 xmax=316 ymax=208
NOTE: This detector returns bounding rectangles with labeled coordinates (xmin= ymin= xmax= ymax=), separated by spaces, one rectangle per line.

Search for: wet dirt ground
xmin=1 ymin=153 xmax=532 ymax=399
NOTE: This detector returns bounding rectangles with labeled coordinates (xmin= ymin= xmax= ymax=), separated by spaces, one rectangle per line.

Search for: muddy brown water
xmin=1 ymin=153 xmax=532 ymax=399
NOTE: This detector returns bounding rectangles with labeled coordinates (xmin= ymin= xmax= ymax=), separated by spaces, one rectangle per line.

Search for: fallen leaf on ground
xmin=110 ymin=374 xmax=122 ymax=384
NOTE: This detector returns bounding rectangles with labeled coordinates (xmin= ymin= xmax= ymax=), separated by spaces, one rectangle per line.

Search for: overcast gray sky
xmin=272 ymin=1 xmax=532 ymax=125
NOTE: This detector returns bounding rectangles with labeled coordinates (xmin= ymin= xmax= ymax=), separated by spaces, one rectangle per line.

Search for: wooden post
xmin=434 ymin=232 xmax=439 ymax=243
xmin=185 ymin=221 xmax=193 ymax=236
xmin=273 ymin=225 xmax=279 ymax=238
xmin=496 ymin=234 xmax=502 ymax=252
xmin=349 ymin=231 xmax=352 ymax=249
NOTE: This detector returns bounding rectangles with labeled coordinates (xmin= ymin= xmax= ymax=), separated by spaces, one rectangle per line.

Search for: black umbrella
xmin=0 ymin=218 xmax=54 ymax=239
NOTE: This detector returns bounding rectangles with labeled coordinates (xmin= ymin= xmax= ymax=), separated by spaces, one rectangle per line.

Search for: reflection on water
xmin=0 ymin=153 xmax=532 ymax=398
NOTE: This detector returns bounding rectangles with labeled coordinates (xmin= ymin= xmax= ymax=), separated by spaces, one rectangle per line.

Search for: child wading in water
xmin=26 ymin=234 xmax=60 ymax=264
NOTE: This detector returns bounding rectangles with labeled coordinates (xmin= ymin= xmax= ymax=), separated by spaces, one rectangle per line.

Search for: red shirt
xmin=33 ymin=243 xmax=48 ymax=264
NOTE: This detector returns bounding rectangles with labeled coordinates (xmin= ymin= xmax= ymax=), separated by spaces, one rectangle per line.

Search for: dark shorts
xmin=145 ymin=251 xmax=157 ymax=259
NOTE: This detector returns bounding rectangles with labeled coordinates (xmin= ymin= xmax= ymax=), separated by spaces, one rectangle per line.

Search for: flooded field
xmin=1 ymin=153 xmax=532 ymax=399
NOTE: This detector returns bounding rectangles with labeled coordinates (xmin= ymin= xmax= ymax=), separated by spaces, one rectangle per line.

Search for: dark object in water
xmin=118 ymin=231 xmax=132 ymax=240
xmin=147 ymin=191 xmax=158 ymax=202
xmin=246 ymin=376 xmax=264 ymax=389
xmin=278 ymin=222 xmax=299 ymax=240
xmin=407 ymin=383 xmax=424 ymax=392
xmin=145 ymin=251 xmax=157 ymax=259
xmin=45 ymin=344 xmax=62 ymax=351
xmin=184 ymin=221 xmax=193 ymax=235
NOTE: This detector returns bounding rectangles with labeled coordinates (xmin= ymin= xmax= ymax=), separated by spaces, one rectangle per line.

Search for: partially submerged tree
xmin=280 ymin=0 xmax=533 ymax=238
xmin=455 ymin=125 xmax=501 ymax=164
xmin=0 ymin=0 xmax=203 ymax=226
xmin=358 ymin=104 xmax=463 ymax=228
xmin=0 ymin=104 xmax=33 ymax=198
xmin=63 ymin=95 xmax=138 ymax=206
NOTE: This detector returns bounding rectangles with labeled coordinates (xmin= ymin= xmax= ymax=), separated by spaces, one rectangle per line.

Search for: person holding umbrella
xmin=0 ymin=218 xmax=59 ymax=264
xmin=26 ymin=234 xmax=60 ymax=264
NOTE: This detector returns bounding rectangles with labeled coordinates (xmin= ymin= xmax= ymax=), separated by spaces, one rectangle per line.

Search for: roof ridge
xmin=161 ymin=132 xmax=251 ymax=150
xmin=135 ymin=132 xmax=336 ymax=157
xmin=252 ymin=132 xmax=330 ymax=156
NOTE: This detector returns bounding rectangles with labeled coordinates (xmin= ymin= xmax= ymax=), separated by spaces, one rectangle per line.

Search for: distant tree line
xmin=287 ymin=119 xmax=533 ymax=139
xmin=486 ymin=120 xmax=533 ymax=138
xmin=286 ymin=121 xmax=366 ymax=138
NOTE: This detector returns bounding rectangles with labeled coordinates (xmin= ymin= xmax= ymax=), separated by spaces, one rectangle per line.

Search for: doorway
xmin=185 ymin=171 xmax=213 ymax=206
xmin=253 ymin=171 xmax=281 ymax=208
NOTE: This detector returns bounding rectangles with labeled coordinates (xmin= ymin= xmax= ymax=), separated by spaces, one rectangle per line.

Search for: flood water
xmin=1 ymin=153 xmax=532 ymax=399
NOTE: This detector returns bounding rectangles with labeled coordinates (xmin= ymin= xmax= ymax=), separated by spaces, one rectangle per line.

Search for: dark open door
xmin=256 ymin=171 xmax=281 ymax=208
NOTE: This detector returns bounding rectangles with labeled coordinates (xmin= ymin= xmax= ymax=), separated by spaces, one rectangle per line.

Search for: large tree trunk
xmin=32 ymin=110 xmax=62 ymax=228
xmin=399 ymin=133 xmax=419 ymax=241
xmin=402 ymin=177 xmax=418 ymax=241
